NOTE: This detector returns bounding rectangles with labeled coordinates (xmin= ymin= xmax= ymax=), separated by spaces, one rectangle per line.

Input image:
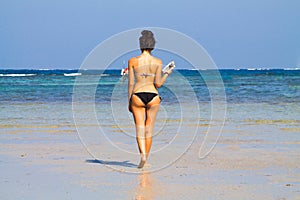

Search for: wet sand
xmin=1 ymin=119 xmax=299 ymax=200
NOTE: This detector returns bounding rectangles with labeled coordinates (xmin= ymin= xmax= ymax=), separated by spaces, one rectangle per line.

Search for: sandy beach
xmin=1 ymin=102 xmax=299 ymax=200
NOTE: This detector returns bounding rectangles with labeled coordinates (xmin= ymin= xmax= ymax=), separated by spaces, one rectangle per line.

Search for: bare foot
xmin=137 ymin=159 xmax=146 ymax=169
xmin=138 ymin=154 xmax=147 ymax=168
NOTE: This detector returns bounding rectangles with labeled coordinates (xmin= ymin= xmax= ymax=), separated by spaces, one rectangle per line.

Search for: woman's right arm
xmin=155 ymin=59 xmax=172 ymax=88
xmin=128 ymin=58 xmax=135 ymax=102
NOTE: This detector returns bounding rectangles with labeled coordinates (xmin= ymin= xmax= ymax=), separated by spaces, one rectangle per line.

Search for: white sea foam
xmin=283 ymin=68 xmax=300 ymax=70
xmin=63 ymin=73 xmax=82 ymax=76
xmin=246 ymin=68 xmax=272 ymax=71
xmin=0 ymin=74 xmax=37 ymax=77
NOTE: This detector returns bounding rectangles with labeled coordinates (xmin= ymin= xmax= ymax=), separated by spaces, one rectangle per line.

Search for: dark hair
xmin=139 ymin=30 xmax=155 ymax=52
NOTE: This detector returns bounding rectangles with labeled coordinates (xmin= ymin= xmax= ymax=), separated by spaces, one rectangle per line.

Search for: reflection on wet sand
xmin=135 ymin=172 xmax=153 ymax=200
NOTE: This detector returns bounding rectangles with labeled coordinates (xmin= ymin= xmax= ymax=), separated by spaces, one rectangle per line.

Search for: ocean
xmin=1 ymin=69 xmax=299 ymax=104
xmin=0 ymin=69 xmax=299 ymax=152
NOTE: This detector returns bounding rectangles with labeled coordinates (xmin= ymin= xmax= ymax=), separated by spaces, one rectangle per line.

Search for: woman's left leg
xmin=131 ymin=95 xmax=147 ymax=168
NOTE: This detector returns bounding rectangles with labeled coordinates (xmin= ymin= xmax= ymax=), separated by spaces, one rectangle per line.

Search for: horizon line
xmin=0 ymin=67 xmax=299 ymax=71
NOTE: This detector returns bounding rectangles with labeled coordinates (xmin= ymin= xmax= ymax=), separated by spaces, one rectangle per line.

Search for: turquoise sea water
xmin=1 ymin=69 xmax=299 ymax=145
xmin=1 ymin=69 xmax=299 ymax=103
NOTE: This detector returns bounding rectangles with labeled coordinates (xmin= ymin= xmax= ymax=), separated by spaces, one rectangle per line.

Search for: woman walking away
xmin=128 ymin=30 xmax=174 ymax=168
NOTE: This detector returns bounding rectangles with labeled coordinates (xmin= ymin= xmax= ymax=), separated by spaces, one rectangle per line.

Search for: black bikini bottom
xmin=133 ymin=92 xmax=160 ymax=106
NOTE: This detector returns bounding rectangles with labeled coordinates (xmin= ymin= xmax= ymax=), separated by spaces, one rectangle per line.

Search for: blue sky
xmin=0 ymin=0 xmax=299 ymax=69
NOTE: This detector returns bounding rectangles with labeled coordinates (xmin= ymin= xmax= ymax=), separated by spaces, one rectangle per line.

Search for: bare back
xmin=128 ymin=52 xmax=163 ymax=96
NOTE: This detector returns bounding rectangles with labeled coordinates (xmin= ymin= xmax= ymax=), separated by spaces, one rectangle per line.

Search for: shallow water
xmin=1 ymin=69 xmax=299 ymax=141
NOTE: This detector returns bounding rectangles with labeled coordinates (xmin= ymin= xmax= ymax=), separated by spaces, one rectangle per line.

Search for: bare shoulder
xmin=128 ymin=57 xmax=138 ymax=68
xmin=152 ymin=56 xmax=162 ymax=66
xmin=129 ymin=57 xmax=137 ymax=63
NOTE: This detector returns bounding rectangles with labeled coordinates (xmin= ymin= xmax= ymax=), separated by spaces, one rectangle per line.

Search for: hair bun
xmin=141 ymin=30 xmax=153 ymax=37
xmin=139 ymin=30 xmax=155 ymax=51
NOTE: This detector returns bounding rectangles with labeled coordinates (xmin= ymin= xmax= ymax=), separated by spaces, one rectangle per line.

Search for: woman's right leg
xmin=145 ymin=96 xmax=160 ymax=157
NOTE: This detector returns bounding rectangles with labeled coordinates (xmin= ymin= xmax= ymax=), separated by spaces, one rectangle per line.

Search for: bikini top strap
xmin=135 ymin=72 xmax=156 ymax=78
